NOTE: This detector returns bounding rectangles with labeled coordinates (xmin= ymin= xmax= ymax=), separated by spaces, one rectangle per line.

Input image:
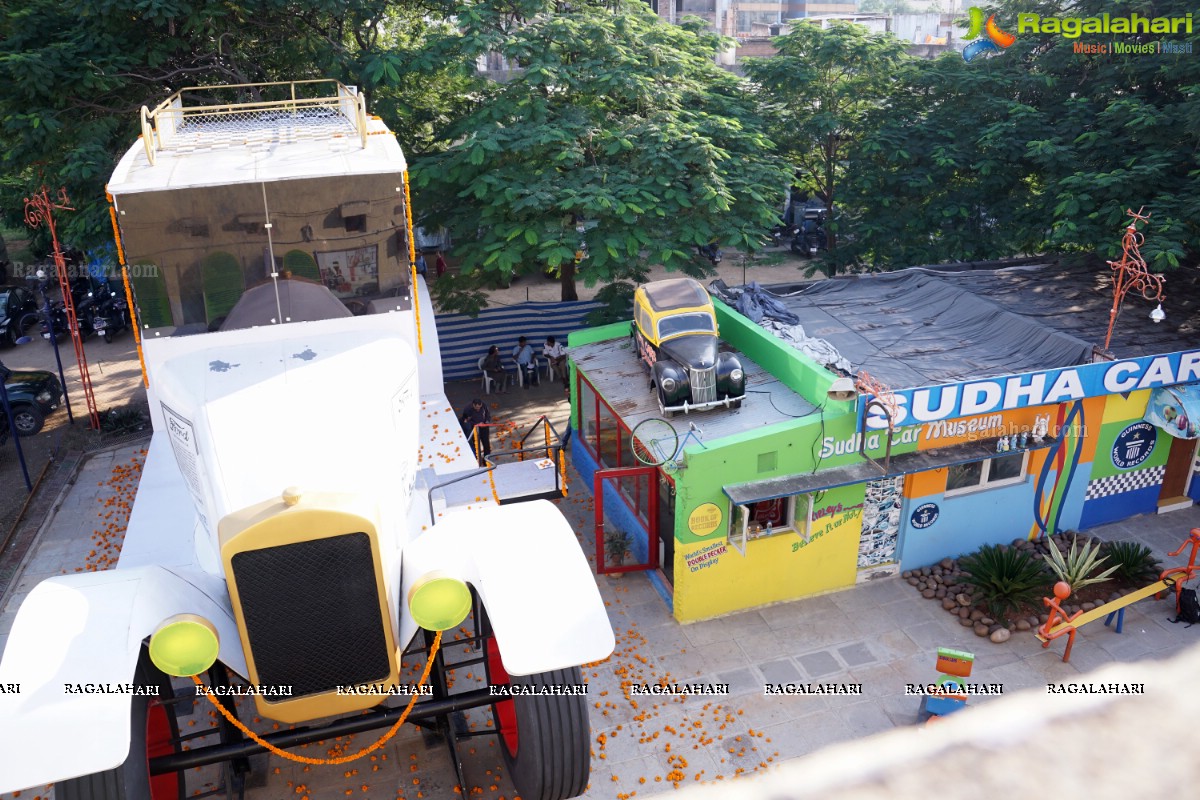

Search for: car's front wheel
xmin=56 ymin=650 xmax=185 ymax=800
xmin=484 ymin=633 xmax=589 ymax=800
xmin=11 ymin=404 xmax=44 ymax=436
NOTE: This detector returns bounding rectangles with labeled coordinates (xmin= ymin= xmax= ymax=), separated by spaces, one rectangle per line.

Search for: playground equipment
xmin=1037 ymin=529 xmax=1200 ymax=662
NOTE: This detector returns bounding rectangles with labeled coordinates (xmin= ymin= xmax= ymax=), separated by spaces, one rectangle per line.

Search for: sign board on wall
xmin=688 ymin=503 xmax=723 ymax=537
xmin=863 ymin=349 xmax=1200 ymax=430
xmin=910 ymin=502 xmax=940 ymax=529
xmin=1111 ymin=422 xmax=1156 ymax=470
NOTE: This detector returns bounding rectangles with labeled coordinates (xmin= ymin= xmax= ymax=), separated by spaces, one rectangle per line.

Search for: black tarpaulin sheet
xmin=757 ymin=271 xmax=1094 ymax=390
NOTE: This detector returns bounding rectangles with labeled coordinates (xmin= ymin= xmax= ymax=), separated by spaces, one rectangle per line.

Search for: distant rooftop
xmin=108 ymin=79 xmax=408 ymax=195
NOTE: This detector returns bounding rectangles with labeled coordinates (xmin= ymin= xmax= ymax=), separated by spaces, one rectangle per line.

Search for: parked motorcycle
xmin=698 ymin=242 xmax=723 ymax=265
xmin=769 ymin=222 xmax=799 ymax=246
xmin=40 ymin=276 xmax=102 ymax=342
xmin=90 ymin=280 xmax=131 ymax=343
xmin=790 ymin=208 xmax=828 ymax=258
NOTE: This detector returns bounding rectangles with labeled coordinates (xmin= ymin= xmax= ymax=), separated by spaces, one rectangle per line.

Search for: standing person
xmin=460 ymin=398 xmax=493 ymax=466
xmin=544 ymin=335 xmax=569 ymax=390
xmin=512 ymin=336 xmax=539 ymax=387
xmin=483 ymin=345 xmax=507 ymax=394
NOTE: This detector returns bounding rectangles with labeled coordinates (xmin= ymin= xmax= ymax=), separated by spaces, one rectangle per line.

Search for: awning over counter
xmin=723 ymin=435 xmax=1059 ymax=506
xmin=1144 ymin=383 xmax=1200 ymax=439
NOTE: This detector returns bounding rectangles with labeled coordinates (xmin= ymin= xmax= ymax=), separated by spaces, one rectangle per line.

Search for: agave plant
xmin=959 ymin=545 xmax=1049 ymax=620
xmin=1101 ymin=541 xmax=1162 ymax=585
xmin=1043 ymin=535 xmax=1119 ymax=592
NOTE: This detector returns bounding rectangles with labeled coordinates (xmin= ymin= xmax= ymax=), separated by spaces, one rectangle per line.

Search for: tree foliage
xmin=0 ymin=1 xmax=467 ymax=253
xmin=743 ymin=21 xmax=911 ymax=252
xmin=830 ymin=0 xmax=1200 ymax=271
xmin=411 ymin=1 xmax=790 ymax=305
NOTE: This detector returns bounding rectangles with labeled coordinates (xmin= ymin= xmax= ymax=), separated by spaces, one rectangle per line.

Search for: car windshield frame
xmin=656 ymin=312 xmax=716 ymax=341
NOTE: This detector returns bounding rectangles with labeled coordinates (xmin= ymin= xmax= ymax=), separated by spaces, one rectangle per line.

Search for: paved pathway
xmin=4 ymin=370 xmax=1200 ymax=799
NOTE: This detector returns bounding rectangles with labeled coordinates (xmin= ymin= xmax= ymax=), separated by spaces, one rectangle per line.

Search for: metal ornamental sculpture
xmin=856 ymin=370 xmax=900 ymax=472
xmin=24 ymin=187 xmax=101 ymax=429
xmin=1103 ymin=207 xmax=1165 ymax=352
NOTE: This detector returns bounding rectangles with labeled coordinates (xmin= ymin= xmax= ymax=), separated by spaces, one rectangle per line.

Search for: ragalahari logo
xmin=962 ymin=7 xmax=1017 ymax=61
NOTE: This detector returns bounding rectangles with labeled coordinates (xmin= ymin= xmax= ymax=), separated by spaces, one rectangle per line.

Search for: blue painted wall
xmin=900 ymin=479 xmax=1039 ymax=568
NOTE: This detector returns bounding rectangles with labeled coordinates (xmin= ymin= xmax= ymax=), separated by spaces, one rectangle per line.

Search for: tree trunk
xmin=560 ymin=259 xmax=579 ymax=301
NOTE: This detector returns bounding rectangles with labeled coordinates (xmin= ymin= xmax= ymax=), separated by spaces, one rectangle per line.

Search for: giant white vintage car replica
xmin=0 ymin=81 xmax=614 ymax=800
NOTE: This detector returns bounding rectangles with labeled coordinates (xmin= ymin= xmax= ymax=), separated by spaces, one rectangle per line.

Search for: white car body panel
xmin=0 ymin=566 xmax=241 ymax=792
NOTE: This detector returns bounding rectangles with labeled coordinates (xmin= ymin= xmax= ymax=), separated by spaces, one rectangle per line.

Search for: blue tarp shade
xmin=1144 ymin=384 xmax=1200 ymax=439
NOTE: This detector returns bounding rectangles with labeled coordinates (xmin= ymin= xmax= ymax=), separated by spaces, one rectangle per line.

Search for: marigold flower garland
xmin=191 ymin=630 xmax=441 ymax=765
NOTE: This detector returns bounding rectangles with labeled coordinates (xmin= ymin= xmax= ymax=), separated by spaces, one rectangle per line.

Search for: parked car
xmin=0 ymin=367 xmax=62 ymax=441
xmin=0 ymin=285 xmax=39 ymax=348
xmin=631 ymin=277 xmax=746 ymax=415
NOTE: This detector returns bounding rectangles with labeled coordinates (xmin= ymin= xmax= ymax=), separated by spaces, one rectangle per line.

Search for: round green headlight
xmin=149 ymin=614 xmax=220 ymax=677
xmin=408 ymin=574 xmax=472 ymax=632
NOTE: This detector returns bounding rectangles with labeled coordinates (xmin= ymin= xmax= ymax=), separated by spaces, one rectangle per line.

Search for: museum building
xmin=567 ymin=261 xmax=1200 ymax=622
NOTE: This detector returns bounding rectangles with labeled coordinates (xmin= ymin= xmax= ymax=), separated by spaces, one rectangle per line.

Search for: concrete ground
xmin=2 ymin=378 xmax=1199 ymax=799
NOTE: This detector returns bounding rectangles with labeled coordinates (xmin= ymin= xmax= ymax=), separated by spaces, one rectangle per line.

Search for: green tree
xmin=411 ymin=2 xmax=789 ymax=306
xmin=743 ymin=21 xmax=911 ymax=253
xmin=833 ymin=0 xmax=1200 ymax=271
xmin=0 ymin=1 xmax=465 ymax=253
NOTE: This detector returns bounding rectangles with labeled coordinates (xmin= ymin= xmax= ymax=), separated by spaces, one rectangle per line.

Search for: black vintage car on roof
xmin=631 ymin=278 xmax=745 ymax=415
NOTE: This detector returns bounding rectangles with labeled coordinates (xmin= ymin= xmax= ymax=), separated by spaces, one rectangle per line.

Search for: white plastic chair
xmin=478 ymin=356 xmax=498 ymax=394
xmin=539 ymin=354 xmax=557 ymax=383
xmin=511 ymin=356 xmax=538 ymax=388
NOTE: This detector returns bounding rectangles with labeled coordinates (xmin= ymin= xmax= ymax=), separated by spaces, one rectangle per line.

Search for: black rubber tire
xmin=730 ymin=399 xmax=743 ymax=410
xmin=11 ymin=404 xmax=43 ymax=436
xmin=57 ymin=650 xmax=185 ymax=800
xmin=484 ymin=637 xmax=590 ymax=800
xmin=104 ymin=329 xmax=114 ymax=343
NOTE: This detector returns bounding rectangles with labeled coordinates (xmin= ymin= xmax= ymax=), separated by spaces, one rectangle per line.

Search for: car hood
xmin=659 ymin=335 xmax=718 ymax=371
xmin=4 ymin=370 xmax=55 ymax=392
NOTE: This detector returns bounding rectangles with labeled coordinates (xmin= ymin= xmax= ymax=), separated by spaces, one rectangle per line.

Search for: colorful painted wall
xmin=1078 ymin=390 xmax=1171 ymax=527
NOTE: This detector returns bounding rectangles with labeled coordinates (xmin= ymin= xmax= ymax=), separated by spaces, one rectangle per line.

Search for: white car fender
xmin=400 ymin=500 xmax=614 ymax=676
xmin=0 ymin=565 xmax=242 ymax=793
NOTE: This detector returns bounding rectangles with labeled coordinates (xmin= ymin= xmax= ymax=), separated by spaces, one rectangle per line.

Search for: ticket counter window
xmin=728 ymin=495 xmax=810 ymax=555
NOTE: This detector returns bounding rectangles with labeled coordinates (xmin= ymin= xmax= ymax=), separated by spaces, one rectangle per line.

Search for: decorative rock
xmin=970 ymin=610 xmax=985 ymax=622
xmin=922 ymin=588 xmax=937 ymax=599
xmin=1039 ymin=613 xmax=1050 ymax=624
xmin=990 ymin=627 xmax=1012 ymax=643
xmin=988 ymin=623 xmax=1004 ymax=635
xmin=960 ymin=617 xmax=975 ymax=627
xmin=935 ymin=587 xmax=947 ymax=599
xmin=920 ymin=567 xmax=931 ymax=577
xmin=1030 ymin=616 xmax=1041 ymax=628
xmin=957 ymin=607 xmax=972 ymax=619
xmin=940 ymin=558 xmax=954 ymax=570
xmin=942 ymin=598 xmax=959 ymax=611
xmin=980 ymin=617 xmax=995 ymax=627
xmin=1015 ymin=619 xmax=1032 ymax=631
xmin=933 ymin=575 xmax=945 ymax=585
xmin=1012 ymin=538 xmax=1025 ymax=548
xmin=907 ymin=577 xmax=921 ymax=587
xmin=974 ymin=623 xmax=990 ymax=637
xmin=1081 ymin=602 xmax=1095 ymax=612
xmin=902 ymin=570 xmax=913 ymax=579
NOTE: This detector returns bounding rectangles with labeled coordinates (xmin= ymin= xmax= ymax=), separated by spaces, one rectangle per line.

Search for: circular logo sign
xmin=1111 ymin=422 xmax=1157 ymax=470
xmin=910 ymin=502 xmax=940 ymax=530
xmin=688 ymin=503 xmax=723 ymax=537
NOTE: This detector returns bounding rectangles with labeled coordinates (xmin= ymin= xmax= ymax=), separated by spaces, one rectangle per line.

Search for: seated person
xmin=544 ymin=335 xmax=569 ymax=389
xmin=512 ymin=336 xmax=539 ymax=386
xmin=483 ymin=345 xmax=507 ymax=393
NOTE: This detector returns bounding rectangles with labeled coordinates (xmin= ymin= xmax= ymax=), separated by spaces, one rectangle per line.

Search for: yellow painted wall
xmin=672 ymin=504 xmax=862 ymax=622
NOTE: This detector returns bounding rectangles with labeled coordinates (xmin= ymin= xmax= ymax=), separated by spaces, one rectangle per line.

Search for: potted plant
xmin=604 ymin=529 xmax=633 ymax=574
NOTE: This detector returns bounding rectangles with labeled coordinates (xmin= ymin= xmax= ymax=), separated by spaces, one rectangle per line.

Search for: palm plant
xmin=1100 ymin=541 xmax=1161 ymax=585
xmin=1043 ymin=536 xmax=1119 ymax=592
xmin=959 ymin=545 xmax=1049 ymax=620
